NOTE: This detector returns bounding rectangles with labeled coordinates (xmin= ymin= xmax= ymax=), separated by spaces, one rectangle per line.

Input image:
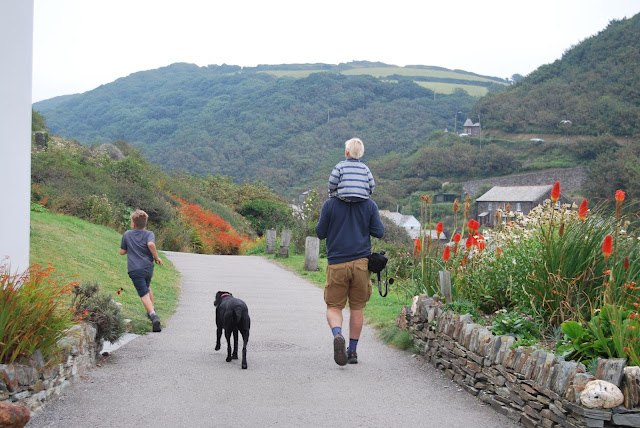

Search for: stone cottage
xmin=475 ymin=185 xmax=573 ymax=227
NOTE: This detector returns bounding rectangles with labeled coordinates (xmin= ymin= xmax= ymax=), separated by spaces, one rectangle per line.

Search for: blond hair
xmin=344 ymin=138 xmax=365 ymax=159
xmin=131 ymin=209 xmax=149 ymax=229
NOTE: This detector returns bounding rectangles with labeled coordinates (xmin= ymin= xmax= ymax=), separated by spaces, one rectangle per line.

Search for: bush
xmin=70 ymin=281 xmax=126 ymax=343
xmin=0 ymin=263 xmax=74 ymax=364
xmin=239 ymin=198 xmax=294 ymax=237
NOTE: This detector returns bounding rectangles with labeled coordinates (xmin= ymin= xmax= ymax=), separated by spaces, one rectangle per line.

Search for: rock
xmin=596 ymin=358 xmax=627 ymax=387
xmin=580 ymin=379 xmax=625 ymax=409
xmin=0 ymin=401 xmax=30 ymax=428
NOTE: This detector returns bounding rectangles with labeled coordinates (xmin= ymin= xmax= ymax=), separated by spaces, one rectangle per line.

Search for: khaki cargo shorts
xmin=324 ymin=257 xmax=372 ymax=310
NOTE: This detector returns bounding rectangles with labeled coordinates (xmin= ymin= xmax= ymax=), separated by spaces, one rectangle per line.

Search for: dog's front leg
xmin=225 ymin=330 xmax=233 ymax=362
xmin=232 ymin=329 xmax=239 ymax=360
xmin=215 ymin=327 xmax=222 ymax=351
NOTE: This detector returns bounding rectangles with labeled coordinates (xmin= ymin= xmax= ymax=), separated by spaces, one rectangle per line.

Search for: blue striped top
xmin=328 ymin=158 xmax=375 ymax=201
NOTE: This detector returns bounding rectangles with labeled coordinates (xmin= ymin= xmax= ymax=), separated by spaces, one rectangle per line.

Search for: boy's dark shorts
xmin=324 ymin=258 xmax=371 ymax=310
xmin=128 ymin=266 xmax=154 ymax=297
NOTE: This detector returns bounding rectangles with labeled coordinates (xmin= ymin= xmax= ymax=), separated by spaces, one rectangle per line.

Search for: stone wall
xmin=0 ymin=323 xmax=101 ymax=413
xmin=399 ymin=296 xmax=640 ymax=428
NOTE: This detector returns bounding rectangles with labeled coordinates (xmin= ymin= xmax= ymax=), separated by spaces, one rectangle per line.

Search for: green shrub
xmin=489 ymin=309 xmax=540 ymax=341
xmin=70 ymin=281 xmax=126 ymax=343
xmin=442 ymin=299 xmax=481 ymax=321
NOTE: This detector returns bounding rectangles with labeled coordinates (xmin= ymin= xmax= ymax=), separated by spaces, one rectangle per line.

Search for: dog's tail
xmin=233 ymin=305 xmax=243 ymax=323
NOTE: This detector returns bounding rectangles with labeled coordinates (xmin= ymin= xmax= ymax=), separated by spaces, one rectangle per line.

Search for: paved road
xmin=28 ymin=252 xmax=517 ymax=428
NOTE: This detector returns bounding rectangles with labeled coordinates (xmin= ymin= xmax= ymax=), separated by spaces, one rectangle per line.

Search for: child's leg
xmin=148 ymin=288 xmax=154 ymax=306
xmin=140 ymin=292 xmax=155 ymax=314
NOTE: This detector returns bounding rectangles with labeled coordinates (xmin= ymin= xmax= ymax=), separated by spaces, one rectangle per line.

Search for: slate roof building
xmin=475 ymin=185 xmax=572 ymax=227
xmin=462 ymin=118 xmax=481 ymax=137
xmin=379 ymin=210 xmax=421 ymax=239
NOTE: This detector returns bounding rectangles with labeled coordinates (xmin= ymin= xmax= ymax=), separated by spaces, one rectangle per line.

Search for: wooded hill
xmin=33 ymin=62 xmax=501 ymax=199
xmin=473 ymin=13 xmax=640 ymax=137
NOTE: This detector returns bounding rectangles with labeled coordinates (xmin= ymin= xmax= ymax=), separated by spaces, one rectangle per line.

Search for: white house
xmin=379 ymin=210 xmax=421 ymax=239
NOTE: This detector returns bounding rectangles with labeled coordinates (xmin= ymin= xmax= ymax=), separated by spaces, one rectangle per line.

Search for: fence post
xmin=266 ymin=229 xmax=276 ymax=254
xmin=304 ymin=236 xmax=320 ymax=271
xmin=277 ymin=230 xmax=292 ymax=258
xmin=439 ymin=270 xmax=452 ymax=303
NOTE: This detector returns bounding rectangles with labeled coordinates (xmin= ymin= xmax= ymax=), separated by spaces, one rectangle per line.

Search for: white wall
xmin=0 ymin=1 xmax=34 ymax=273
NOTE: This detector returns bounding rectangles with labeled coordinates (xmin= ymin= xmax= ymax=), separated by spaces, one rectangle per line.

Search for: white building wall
xmin=0 ymin=1 xmax=34 ymax=273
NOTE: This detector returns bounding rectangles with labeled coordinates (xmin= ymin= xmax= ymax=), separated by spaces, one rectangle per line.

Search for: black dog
xmin=214 ymin=291 xmax=250 ymax=369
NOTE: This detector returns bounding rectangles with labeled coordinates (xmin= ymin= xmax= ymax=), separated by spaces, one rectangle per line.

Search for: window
xmin=516 ymin=203 xmax=522 ymax=212
xmin=488 ymin=203 xmax=493 ymax=211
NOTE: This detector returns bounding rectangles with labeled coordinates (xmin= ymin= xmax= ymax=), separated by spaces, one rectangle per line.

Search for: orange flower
xmin=559 ymin=222 xmax=565 ymax=237
xmin=624 ymin=257 xmax=630 ymax=271
xmin=551 ymin=181 xmax=560 ymax=203
xmin=467 ymin=219 xmax=479 ymax=234
xmin=436 ymin=222 xmax=443 ymax=237
xmin=578 ymin=199 xmax=588 ymax=221
xmin=602 ymin=235 xmax=613 ymax=260
xmin=414 ymin=238 xmax=421 ymax=253
xmin=453 ymin=233 xmax=461 ymax=244
xmin=615 ymin=189 xmax=626 ymax=203
xmin=443 ymin=246 xmax=451 ymax=262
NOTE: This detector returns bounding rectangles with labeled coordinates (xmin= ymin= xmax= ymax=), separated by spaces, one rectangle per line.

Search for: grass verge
xmin=30 ymin=210 xmax=181 ymax=334
xmin=263 ymin=252 xmax=416 ymax=352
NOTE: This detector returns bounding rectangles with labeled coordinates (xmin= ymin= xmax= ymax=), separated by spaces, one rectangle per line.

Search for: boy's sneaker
xmin=150 ymin=314 xmax=162 ymax=332
xmin=347 ymin=349 xmax=358 ymax=364
xmin=333 ymin=334 xmax=347 ymax=366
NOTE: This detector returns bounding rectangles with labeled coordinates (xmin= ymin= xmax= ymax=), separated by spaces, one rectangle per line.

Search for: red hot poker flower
xmin=436 ymin=222 xmax=443 ymax=237
xmin=624 ymin=257 xmax=630 ymax=271
xmin=602 ymin=235 xmax=613 ymax=260
xmin=453 ymin=233 xmax=461 ymax=244
xmin=414 ymin=238 xmax=421 ymax=253
xmin=467 ymin=219 xmax=479 ymax=233
xmin=616 ymin=190 xmax=626 ymax=203
xmin=551 ymin=181 xmax=561 ymax=203
xmin=578 ymin=199 xmax=588 ymax=221
xmin=443 ymin=245 xmax=451 ymax=262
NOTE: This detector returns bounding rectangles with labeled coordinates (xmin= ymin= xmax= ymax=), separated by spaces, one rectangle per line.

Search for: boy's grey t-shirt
xmin=121 ymin=229 xmax=155 ymax=273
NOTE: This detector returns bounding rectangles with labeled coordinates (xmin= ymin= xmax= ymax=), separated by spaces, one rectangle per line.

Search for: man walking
xmin=315 ymin=196 xmax=384 ymax=366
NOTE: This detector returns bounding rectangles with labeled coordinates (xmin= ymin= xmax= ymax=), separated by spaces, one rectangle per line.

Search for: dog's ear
xmin=214 ymin=291 xmax=222 ymax=307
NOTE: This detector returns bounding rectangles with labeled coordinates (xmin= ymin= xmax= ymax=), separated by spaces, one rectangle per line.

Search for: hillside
xmin=474 ymin=13 xmax=640 ymax=136
xmin=33 ymin=62 xmax=500 ymax=198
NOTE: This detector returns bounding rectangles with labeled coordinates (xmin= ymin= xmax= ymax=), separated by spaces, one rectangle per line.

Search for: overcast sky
xmin=32 ymin=0 xmax=640 ymax=103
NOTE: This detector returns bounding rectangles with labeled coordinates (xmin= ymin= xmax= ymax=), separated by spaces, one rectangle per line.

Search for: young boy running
xmin=120 ymin=209 xmax=164 ymax=332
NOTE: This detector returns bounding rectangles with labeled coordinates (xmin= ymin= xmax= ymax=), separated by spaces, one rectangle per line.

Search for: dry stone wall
xmin=0 ymin=323 xmax=101 ymax=414
xmin=398 ymin=295 xmax=640 ymax=428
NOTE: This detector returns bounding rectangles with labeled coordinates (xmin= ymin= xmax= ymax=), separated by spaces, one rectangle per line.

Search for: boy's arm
xmin=147 ymin=241 xmax=164 ymax=266
xmin=328 ymin=164 xmax=341 ymax=192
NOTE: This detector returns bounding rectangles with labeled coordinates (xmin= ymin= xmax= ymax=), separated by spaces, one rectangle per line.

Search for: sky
xmin=32 ymin=0 xmax=640 ymax=103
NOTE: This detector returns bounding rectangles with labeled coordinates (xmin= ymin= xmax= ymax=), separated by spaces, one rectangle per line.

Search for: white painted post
xmin=304 ymin=236 xmax=320 ymax=271
xmin=265 ymin=229 xmax=276 ymax=254
xmin=276 ymin=230 xmax=292 ymax=258
xmin=439 ymin=270 xmax=452 ymax=303
xmin=0 ymin=1 xmax=34 ymax=274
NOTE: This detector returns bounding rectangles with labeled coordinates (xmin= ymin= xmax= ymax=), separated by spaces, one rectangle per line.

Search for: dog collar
xmin=220 ymin=293 xmax=231 ymax=298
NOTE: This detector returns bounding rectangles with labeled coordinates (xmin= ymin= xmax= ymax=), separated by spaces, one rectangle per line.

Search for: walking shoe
xmin=150 ymin=313 xmax=162 ymax=332
xmin=333 ymin=334 xmax=347 ymax=366
xmin=347 ymin=349 xmax=358 ymax=364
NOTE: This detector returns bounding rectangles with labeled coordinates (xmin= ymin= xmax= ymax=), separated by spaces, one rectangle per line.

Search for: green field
xmin=341 ymin=66 xmax=502 ymax=83
xmin=415 ymin=81 xmax=489 ymax=96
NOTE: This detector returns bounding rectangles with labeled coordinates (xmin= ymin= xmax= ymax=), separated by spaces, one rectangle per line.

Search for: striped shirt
xmin=328 ymin=158 xmax=375 ymax=201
